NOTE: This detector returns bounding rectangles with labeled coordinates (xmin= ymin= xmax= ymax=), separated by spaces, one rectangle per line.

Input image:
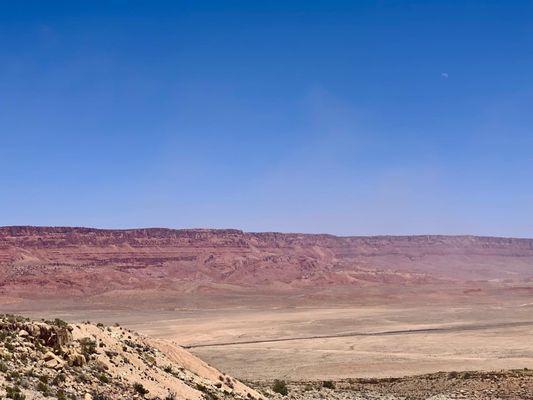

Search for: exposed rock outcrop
xmin=1 ymin=226 xmax=533 ymax=301
xmin=0 ymin=314 xmax=263 ymax=400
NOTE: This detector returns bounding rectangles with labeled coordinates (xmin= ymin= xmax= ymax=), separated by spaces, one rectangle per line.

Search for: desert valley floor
xmin=7 ymin=291 xmax=533 ymax=382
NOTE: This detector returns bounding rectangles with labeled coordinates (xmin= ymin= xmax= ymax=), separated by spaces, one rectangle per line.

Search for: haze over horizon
xmin=1 ymin=1 xmax=532 ymax=237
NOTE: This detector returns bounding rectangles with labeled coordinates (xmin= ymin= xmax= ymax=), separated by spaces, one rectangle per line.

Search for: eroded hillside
xmin=0 ymin=314 xmax=262 ymax=400
xmin=1 ymin=226 xmax=532 ymax=304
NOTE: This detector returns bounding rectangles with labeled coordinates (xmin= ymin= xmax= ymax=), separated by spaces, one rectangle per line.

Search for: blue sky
xmin=1 ymin=1 xmax=532 ymax=236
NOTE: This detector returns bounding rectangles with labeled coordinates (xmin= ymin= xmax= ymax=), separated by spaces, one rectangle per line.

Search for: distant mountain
xmin=1 ymin=226 xmax=532 ymax=304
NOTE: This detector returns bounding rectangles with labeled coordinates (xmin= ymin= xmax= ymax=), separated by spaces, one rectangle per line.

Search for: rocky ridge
xmin=0 ymin=314 xmax=263 ymax=400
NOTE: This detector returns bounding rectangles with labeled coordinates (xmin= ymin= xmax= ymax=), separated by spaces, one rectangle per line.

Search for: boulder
xmin=68 ymin=352 xmax=86 ymax=367
xmin=43 ymin=351 xmax=65 ymax=370
xmin=39 ymin=325 xmax=73 ymax=348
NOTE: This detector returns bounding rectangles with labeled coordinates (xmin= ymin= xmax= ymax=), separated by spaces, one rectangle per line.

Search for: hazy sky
xmin=1 ymin=1 xmax=532 ymax=236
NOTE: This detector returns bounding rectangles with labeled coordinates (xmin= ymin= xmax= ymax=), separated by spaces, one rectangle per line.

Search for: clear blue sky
xmin=1 ymin=1 xmax=532 ymax=236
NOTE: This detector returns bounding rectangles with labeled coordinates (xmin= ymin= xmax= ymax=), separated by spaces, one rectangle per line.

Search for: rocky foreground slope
xmin=2 ymin=314 xmax=532 ymax=400
xmin=0 ymin=314 xmax=262 ymax=400
xmin=1 ymin=226 xmax=532 ymax=303
xmin=257 ymin=370 xmax=533 ymax=400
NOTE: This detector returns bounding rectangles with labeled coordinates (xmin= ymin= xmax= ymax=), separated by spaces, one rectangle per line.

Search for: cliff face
xmin=1 ymin=226 xmax=532 ymax=299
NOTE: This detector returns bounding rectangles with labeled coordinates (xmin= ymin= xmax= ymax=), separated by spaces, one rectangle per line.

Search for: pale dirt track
xmin=183 ymin=320 xmax=533 ymax=349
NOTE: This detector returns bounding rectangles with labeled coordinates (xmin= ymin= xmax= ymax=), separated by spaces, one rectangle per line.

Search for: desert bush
xmin=98 ymin=373 xmax=110 ymax=383
xmin=6 ymin=385 xmax=26 ymax=399
xmin=462 ymin=371 xmax=473 ymax=379
xmin=133 ymin=382 xmax=149 ymax=396
xmin=7 ymin=370 xmax=20 ymax=381
xmin=56 ymin=389 xmax=67 ymax=400
xmin=79 ymin=337 xmax=97 ymax=357
xmin=75 ymin=373 xmax=90 ymax=383
xmin=0 ymin=361 xmax=8 ymax=372
xmin=36 ymin=381 xmax=50 ymax=396
xmin=53 ymin=318 xmax=68 ymax=328
xmin=272 ymin=379 xmax=288 ymax=396
xmin=322 ymin=380 xmax=335 ymax=389
xmin=195 ymin=383 xmax=208 ymax=393
xmin=92 ymin=393 xmax=111 ymax=400
xmin=52 ymin=372 xmax=66 ymax=385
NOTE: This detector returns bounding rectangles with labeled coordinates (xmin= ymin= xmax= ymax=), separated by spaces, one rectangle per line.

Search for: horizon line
xmin=1 ymin=225 xmax=532 ymax=241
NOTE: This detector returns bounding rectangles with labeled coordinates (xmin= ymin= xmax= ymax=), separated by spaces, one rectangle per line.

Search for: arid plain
xmin=1 ymin=227 xmax=533 ymax=383
xmin=11 ymin=289 xmax=533 ymax=381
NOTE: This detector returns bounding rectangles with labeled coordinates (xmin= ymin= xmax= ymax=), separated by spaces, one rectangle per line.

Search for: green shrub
xmin=53 ymin=318 xmax=68 ymax=328
xmin=7 ymin=370 xmax=20 ymax=381
xmin=6 ymin=385 xmax=26 ymax=399
xmin=133 ymin=382 xmax=149 ymax=396
xmin=0 ymin=361 xmax=8 ymax=372
xmin=322 ymin=380 xmax=335 ymax=389
xmin=52 ymin=372 xmax=66 ymax=385
xmin=272 ymin=379 xmax=288 ymax=396
xmin=79 ymin=337 xmax=97 ymax=358
xmin=195 ymin=383 xmax=208 ymax=393
xmin=36 ymin=381 xmax=50 ymax=396
xmin=98 ymin=373 xmax=110 ymax=383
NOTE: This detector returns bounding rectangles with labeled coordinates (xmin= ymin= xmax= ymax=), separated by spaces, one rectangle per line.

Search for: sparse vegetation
xmin=133 ymin=382 xmax=149 ymax=396
xmin=36 ymin=380 xmax=50 ymax=396
xmin=272 ymin=379 xmax=289 ymax=396
xmin=0 ymin=314 xmax=259 ymax=400
xmin=97 ymin=372 xmax=110 ymax=383
xmin=322 ymin=380 xmax=335 ymax=389
xmin=53 ymin=318 xmax=68 ymax=327
xmin=5 ymin=385 xmax=26 ymax=400
xmin=79 ymin=337 xmax=97 ymax=358
xmin=0 ymin=360 xmax=8 ymax=373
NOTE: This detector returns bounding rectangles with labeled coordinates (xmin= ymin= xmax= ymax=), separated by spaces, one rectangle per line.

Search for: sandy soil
xmin=11 ymin=294 xmax=533 ymax=382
